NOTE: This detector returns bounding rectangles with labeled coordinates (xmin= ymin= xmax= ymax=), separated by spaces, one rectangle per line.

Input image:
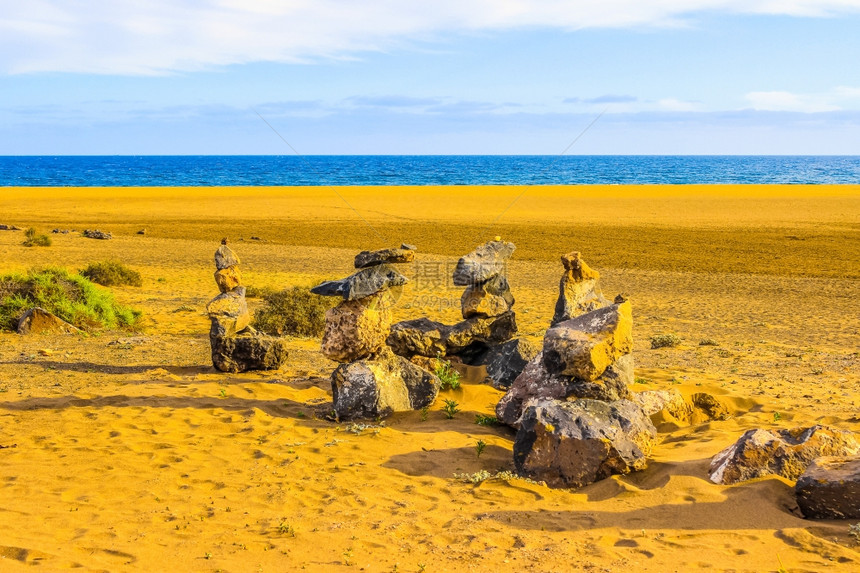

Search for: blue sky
xmin=2 ymin=1 xmax=860 ymax=154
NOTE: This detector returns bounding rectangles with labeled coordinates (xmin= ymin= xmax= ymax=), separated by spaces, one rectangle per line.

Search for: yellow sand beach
xmin=0 ymin=185 xmax=858 ymax=572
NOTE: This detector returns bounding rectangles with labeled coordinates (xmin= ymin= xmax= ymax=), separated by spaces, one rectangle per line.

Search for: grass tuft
xmin=252 ymin=286 xmax=334 ymax=337
xmin=22 ymin=228 xmax=51 ymax=247
xmin=0 ymin=267 xmax=141 ymax=331
xmin=650 ymin=333 xmax=682 ymax=349
xmin=80 ymin=260 xmax=142 ymax=287
xmin=435 ymin=355 xmax=461 ymax=390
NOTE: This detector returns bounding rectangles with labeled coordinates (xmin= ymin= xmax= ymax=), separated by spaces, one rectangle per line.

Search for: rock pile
xmin=312 ymin=245 xmax=440 ymax=420
xmin=206 ymin=240 xmax=288 ymax=373
xmin=387 ymin=239 xmax=535 ymax=389
xmin=82 ymin=229 xmax=112 ymax=240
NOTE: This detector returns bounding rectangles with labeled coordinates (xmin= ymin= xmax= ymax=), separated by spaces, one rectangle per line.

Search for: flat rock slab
xmin=796 ymin=456 xmax=860 ymax=519
xmin=709 ymin=425 xmax=860 ymax=485
xmin=17 ymin=307 xmax=80 ymax=335
xmin=331 ymin=347 xmax=440 ymax=420
xmin=211 ymin=331 xmax=288 ymax=373
xmin=542 ymin=300 xmax=633 ymax=380
xmin=354 ymin=247 xmax=415 ymax=268
xmin=311 ymin=264 xmax=408 ymax=300
xmin=514 ymin=398 xmax=657 ymax=488
xmin=452 ymin=240 xmax=515 ymax=286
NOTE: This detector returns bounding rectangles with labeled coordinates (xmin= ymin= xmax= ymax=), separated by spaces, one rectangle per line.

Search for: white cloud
xmin=2 ymin=1 xmax=860 ymax=75
xmin=744 ymin=88 xmax=860 ymax=112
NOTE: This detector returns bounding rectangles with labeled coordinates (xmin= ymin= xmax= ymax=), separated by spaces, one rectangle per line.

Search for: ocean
xmin=1 ymin=155 xmax=859 ymax=186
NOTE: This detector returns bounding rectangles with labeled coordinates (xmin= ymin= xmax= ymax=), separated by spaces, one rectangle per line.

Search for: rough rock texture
xmin=207 ymin=287 xmax=250 ymax=338
xmin=17 ymin=307 xmax=80 ymax=335
xmin=452 ymin=240 xmax=516 ymax=286
xmin=552 ymin=252 xmax=608 ymax=325
xmin=471 ymin=337 xmax=538 ymax=390
xmin=311 ymin=264 xmax=408 ymax=300
xmin=708 ymin=425 xmax=860 ymax=485
xmin=387 ymin=311 xmax=517 ymax=358
xmin=632 ymin=388 xmax=692 ymax=422
xmin=542 ymin=300 xmax=633 ymax=380
xmin=82 ymin=229 xmax=112 ymax=240
xmin=795 ymin=456 xmax=860 ymax=519
xmin=496 ymin=352 xmax=633 ymax=427
xmin=513 ymin=398 xmax=657 ymax=488
xmin=331 ymin=347 xmax=441 ymax=420
xmin=214 ymin=266 xmax=242 ymax=294
xmin=320 ymin=291 xmax=393 ymax=362
xmin=215 ymin=242 xmax=240 ymax=270
xmin=690 ymin=393 xmax=731 ymax=421
xmin=460 ymin=275 xmax=515 ymax=319
xmin=211 ymin=330 xmax=289 ymax=373
xmin=354 ymin=247 xmax=415 ymax=269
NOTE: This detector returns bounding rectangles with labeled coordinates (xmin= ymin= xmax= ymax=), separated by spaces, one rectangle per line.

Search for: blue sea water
xmin=1 ymin=155 xmax=859 ymax=186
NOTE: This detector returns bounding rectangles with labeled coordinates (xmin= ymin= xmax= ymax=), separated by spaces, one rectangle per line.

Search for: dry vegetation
xmin=0 ymin=184 xmax=857 ymax=572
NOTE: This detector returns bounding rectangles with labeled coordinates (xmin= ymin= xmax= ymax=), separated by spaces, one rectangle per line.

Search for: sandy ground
xmin=0 ymin=185 xmax=858 ymax=572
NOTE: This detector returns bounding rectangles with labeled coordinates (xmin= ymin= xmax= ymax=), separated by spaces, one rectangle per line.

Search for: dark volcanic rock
xmin=513 ymin=398 xmax=657 ymax=488
xmin=552 ymin=251 xmax=608 ymax=325
xmin=331 ymin=347 xmax=440 ymax=420
xmin=796 ymin=456 xmax=860 ymax=519
xmin=452 ymin=240 xmax=515 ymax=286
xmin=388 ymin=311 xmax=518 ymax=358
xmin=354 ymin=247 xmax=415 ymax=268
xmin=211 ymin=330 xmax=289 ymax=373
xmin=461 ymin=274 xmax=515 ymax=319
xmin=311 ymin=264 xmax=408 ymax=300
xmin=82 ymin=229 xmax=112 ymax=240
xmin=542 ymin=300 xmax=633 ymax=380
xmin=471 ymin=337 xmax=538 ymax=390
xmin=496 ymin=352 xmax=633 ymax=427
xmin=17 ymin=307 xmax=80 ymax=335
xmin=709 ymin=425 xmax=860 ymax=484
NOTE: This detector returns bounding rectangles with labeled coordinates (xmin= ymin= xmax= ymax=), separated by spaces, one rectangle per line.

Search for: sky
xmin=2 ymin=1 xmax=860 ymax=155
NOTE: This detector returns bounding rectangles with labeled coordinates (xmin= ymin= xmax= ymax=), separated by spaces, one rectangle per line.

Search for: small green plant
xmin=475 ymin=439 xmax=486 ymax=458
xmin=22 ymin=228 xmax=51 ymax=247
xmin=420 ymin=406 xmax=429 ymax=422
xmin=435 ymin=356 xmax=461 ymax=390
xmin=219 ymin=388 xmax=227 ymax=398
xmin=698 ymin=338 xmax=719 ymax=346
xmin=650 ymin=333 xmax=681 ymax=349
xmin=204 ymin=552 xmax=212 ymax=560
xmin=80 ymin=261 xmax=142 ymax=287
xmin=442 ymin=399 xmax=460 ymax=419
xmin=0 ymin=267 xmax=140 ymax=331
xmin=277 ymin=520 xmax=295 ymax=536
xmin=474 ymin=414 xmax=498 ymax=426
xmin=634 ymin=377 xmax=651 ymax=385
xmin=252 ymin=286 xmax=334 ymax=337
xmin=773 ymin=411 xmax=781 ymax=422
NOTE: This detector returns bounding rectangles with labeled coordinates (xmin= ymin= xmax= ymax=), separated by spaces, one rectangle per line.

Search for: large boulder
xmin=542 ymin=298 xmax=633 ymax=380
xmin=795 ymin=456 xmax=860 ymax=519
xmin=207 ymin=287 xmax=250 ymax=338
xmin=311 ymin=264 xmax=408 ymax=300
xmin=452 ymin=240 xmax=515 ymax=286
xmin=387 ymin=311 xmax=518 ymax=358
xmin=552 ymin=252 xmax=608 ymax=325
xmin=331 ymin=347 xmax=440 ymax=420
xmin=496 ymin=352 xmax=632 ymax=427
xmin=709 ymin=425 xmax=860 ymax=485
xmin=471 ymin=337 xmax=538 ymax=390
xmin=211 ymin=330 xmax=289 ymax=373
xmin=17 ymin=307 xmax=80 ymax=335
xmin=215 ymin=242 xmax=240 ymax=270
xmin=513 ymin=398 xmax=657 ymax=488
xmin=320 ymin=291 xmax=393 ymax=363
xmin=354 ymin=247 xmax=414 ymax=268
xmin=460 ymin=274 xmax=514 ymax=319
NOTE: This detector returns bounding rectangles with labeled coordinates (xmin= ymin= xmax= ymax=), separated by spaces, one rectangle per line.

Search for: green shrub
xmin=474 ymin=414 xmax=498 ymax=426
xmin=22 ymin=228 xmax=51 ymax=247
xmin=252 ymin=286 xmax=334 ymax=337
xmin=0 ymin=267 xmax=141 ymax=331
xmin=650 ymin=333 xmax=682 ymax=349
xmin=80 ymin=261 xmax=142 ymax=287
xmin=245 ymin=285 xmax=275 ymax=299
xmin=435 ymin=356 xmax=461 ymax=390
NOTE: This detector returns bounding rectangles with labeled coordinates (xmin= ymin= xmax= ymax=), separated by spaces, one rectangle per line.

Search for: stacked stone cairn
xmin=312 ymin=245 xmax=441 ymax=421
xmin=496 ymin=251 xmax=657 ymax=488
xmin=387 ymin=239 xmax=537 ymax=388
xmin=207 ymin=239 xmax=288 ymax=373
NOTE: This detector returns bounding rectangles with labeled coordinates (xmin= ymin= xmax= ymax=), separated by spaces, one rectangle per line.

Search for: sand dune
xmin=0 ymin=185 xmax=858 ymax=572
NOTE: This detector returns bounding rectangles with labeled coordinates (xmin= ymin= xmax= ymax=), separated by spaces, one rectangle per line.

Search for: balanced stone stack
xmin=495 ymin=252 xmax=656 ymax=488
xmin=207 ymin=240 xmax=288 ymax=373
xmin=387 ymin=239 xmax=536 ymax=388
xmin=312 ymin=245 xmax=440 ymax=420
